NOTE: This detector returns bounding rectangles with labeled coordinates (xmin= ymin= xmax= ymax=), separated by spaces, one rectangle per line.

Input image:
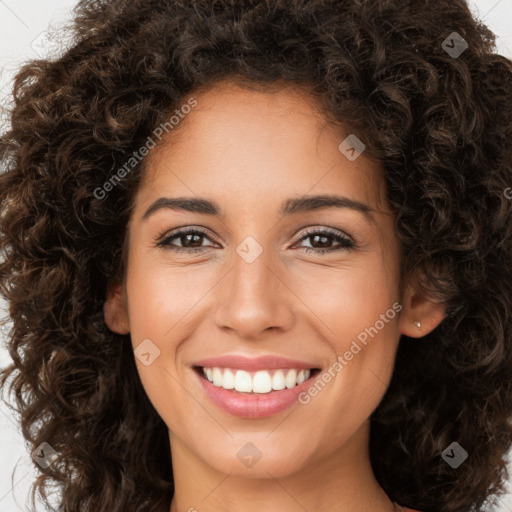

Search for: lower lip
xmin=195 ymin=369 xmax=317 ymax=419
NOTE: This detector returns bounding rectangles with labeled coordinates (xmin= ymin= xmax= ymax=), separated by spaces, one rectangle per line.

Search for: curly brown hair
xmin=1 ymin=0 xmax=512 ymax=511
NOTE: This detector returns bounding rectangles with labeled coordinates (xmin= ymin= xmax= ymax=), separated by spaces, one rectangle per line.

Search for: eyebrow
xmin=142 ymin=194 xmax=378 ymax=221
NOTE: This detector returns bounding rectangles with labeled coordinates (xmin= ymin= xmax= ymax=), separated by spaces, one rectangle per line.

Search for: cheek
xmin=292 ymin=254 xmax=401 ymax=349
xmin=122 ymin=250 xmax=225 ymax=430
xmin=124 ymin=251 xmax=210 ymax=348
xmin=123 ymin=265 xmax=205 ymax=435
xmin=334 ymin=261 xmax=402 ymax=386
xmin=336 ymin=271 xmax=400 ymax=348
xmin=294 ymin=253 xmax=402 ymax=427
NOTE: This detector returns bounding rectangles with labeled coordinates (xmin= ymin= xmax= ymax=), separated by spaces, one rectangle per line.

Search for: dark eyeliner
xmin=155 ymin=227 xmax=356 ymax=255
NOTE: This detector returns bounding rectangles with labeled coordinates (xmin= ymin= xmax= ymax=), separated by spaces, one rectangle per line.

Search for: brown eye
xmin=294 ymin=229 xmax=355 ymax=254
xmin=156 ymin=228 xmax=216 ymax=254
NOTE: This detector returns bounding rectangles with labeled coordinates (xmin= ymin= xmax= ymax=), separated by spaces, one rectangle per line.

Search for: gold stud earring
xmin=414 ymin=321 xmax=422 ymax=330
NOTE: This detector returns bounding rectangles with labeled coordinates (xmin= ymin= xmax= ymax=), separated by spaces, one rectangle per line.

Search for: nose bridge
xmin=230 ymin=233 xmax=278 ymax=309
xmin=214 ymin=232 xmax=293 ymax=337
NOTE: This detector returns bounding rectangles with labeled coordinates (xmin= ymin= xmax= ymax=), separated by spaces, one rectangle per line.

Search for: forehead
xmin=136 ymin=80 xmax=389 ymax=214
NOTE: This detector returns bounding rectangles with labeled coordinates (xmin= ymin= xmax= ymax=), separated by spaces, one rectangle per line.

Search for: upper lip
xmin=193 ymin=355 xmax=320 ymax=371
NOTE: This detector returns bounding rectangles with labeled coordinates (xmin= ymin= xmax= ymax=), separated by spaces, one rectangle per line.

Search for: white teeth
xmin=285 ymin=369 xmax=297 ymax=389
xmin=222 ymin=369 xmax=235 ymax=389
xmin=234 ymin=370 xmax=252 ymax=392
xmin=253 ymin=371 xmax=272 ymax=393
xmin=272 ymin=370 xmax=286 ymax=390
xmin=201 ymin=367 xmax=311 ymax=394
xmin=212 ymin=367 xmax=223 ymax=386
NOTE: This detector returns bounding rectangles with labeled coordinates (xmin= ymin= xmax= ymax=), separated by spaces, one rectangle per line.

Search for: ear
xmin=104 ymin=281 xmax=130 ymax=335
xmin=399 ymin=273 xmax=446 ymax=338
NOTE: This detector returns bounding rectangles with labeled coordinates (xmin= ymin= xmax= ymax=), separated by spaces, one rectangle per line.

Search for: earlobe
xmin=104 ymin=282 xmax=130 ymax=335
xmin=399 ymin=277 xmax=446 ymax=338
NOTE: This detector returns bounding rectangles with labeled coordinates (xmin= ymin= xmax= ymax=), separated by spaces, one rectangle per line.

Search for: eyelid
xmin=156 ymin=226 xmax=212 ymax=244
xmin=291 ymin=226 xmax=355 ymax=245
xmin=156 ymin=225 xmax=354 ymax=245
xmin=155 ymin=225 xmax=357 ymax=256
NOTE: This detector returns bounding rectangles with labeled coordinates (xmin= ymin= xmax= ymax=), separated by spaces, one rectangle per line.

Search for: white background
xmin=1 ymin=1 xmax=512 ymax=511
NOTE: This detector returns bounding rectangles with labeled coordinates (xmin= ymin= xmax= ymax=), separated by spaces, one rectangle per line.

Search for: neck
xmin=168 ymin=422 xmax=396 ymax=512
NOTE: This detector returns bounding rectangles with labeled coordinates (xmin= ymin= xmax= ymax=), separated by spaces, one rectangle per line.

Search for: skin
xmin=105 ymin=79 xmax=445 ymax=512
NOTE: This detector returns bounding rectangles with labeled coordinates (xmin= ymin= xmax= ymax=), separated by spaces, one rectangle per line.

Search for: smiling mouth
xmin=194 ymin=366 xmax=321 ymax=394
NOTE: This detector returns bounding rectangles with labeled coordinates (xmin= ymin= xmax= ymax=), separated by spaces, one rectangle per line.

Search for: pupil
xmin=185 ymin=233 xmax=202 ymax=247
xmin=313 ymin=235 xmax=330 ymax=248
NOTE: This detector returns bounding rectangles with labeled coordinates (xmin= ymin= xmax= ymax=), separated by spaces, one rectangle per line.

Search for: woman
xmin=1 ymin=1 xmax=511 ymax=511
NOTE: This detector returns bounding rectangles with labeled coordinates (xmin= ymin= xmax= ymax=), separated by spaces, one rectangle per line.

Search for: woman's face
xmin=105 ymin=81 xmax=430 ymax=480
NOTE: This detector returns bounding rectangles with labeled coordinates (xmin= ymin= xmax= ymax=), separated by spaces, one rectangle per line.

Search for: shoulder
xmin=394 ymin=504 xmax=423 ymax=512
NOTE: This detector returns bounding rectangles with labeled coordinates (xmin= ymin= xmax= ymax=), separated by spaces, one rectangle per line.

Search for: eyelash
xmin=155 ymin=227 xmax=356 ymax=255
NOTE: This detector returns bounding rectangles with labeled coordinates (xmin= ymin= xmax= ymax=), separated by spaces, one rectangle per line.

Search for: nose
xmin=213 ymin=240 xmax=295 ymax=340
